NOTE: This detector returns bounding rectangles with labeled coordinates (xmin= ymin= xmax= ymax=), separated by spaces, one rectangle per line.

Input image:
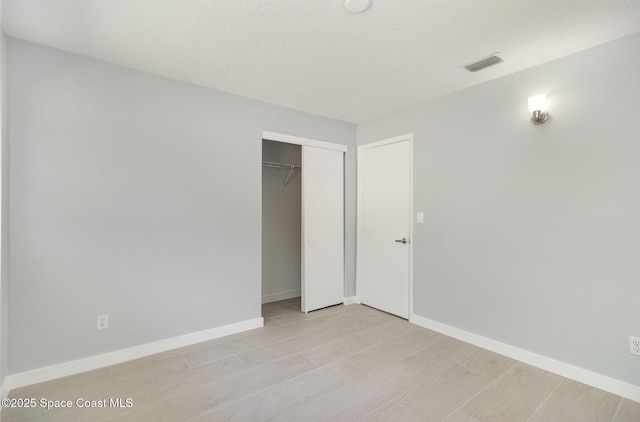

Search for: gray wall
xmin=1 ymin=28 xmax=8 ymax=388
xmin=262 ymin=140 xmax=301 ymax=302
xmin=358 ymin=32 xmax=640 ymax=386
xmin=7 ymin=38 xmax=356 ymax=374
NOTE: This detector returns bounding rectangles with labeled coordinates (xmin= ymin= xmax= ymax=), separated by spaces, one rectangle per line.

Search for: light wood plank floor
xmin=2 ymin=298 xmax=639 ymax=421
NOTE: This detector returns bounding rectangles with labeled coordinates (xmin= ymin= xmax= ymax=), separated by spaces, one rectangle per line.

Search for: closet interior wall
xmin=261 ymin=140 xmax=302 ymax=304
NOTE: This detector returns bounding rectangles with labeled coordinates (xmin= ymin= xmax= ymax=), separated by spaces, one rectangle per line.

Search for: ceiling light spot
xmin=345 ymin=0 xmax=371 ymax=13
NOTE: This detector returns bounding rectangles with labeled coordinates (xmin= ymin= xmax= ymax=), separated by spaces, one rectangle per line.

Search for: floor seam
xmin=441 ymin=359 xmax=518 ymax=422
xmin=354 ymin=346 xmax=483 ymax=421
xmin=185 ymin=353 xmax=321 ymax=422
xmin=524 ymin=377 xmax=565 ymax=422
xmin=611 ymin=396 xmax=624 ymax=422
xmin=180 ymin=353 xmax=191 ymax=369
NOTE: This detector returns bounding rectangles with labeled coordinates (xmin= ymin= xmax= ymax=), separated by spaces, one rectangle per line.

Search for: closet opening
xmin=261 ymin=140 xmax=302 ymax=316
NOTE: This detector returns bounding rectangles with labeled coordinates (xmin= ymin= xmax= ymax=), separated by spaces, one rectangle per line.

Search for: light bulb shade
xmin=528 ymin=94 xmax=546 ymax=112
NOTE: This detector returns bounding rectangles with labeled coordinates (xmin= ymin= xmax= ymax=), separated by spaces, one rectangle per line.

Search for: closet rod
xmin=262 ymin=160 xmax=300 ymax=169
xmin=262 ymin=161 xmax=300 ymax=189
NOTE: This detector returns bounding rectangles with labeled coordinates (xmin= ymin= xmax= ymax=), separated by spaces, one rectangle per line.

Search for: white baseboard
xmin=410 ymin=314 xmax=640 ymax=403
xmin=262 ymin=289 xmax=301 ymax=304
xmin=343 ymin=296 xmax=360 ymax=305
xmin=5 ymin=317 xmax=263 ymax=392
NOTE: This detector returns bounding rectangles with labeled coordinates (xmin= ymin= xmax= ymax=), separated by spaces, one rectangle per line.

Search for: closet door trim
xmin=263 ymin=131 xmax=347 ymax=152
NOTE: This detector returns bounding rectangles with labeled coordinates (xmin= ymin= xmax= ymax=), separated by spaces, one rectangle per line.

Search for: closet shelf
xmin=262 ymin=161 xmax=300 ymax=189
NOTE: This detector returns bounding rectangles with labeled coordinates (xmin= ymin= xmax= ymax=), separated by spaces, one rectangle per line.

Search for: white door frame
xmin=356 ymin=133 xmax=414 ymax=318
xmin=261 ymin=131 xmax=347 ymax=311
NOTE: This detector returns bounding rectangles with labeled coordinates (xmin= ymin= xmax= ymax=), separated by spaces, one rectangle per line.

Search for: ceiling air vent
xmin=464 ymin=55 xmax=503 ymax=72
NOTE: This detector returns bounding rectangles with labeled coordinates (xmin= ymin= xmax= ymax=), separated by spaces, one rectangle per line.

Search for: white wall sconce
xmin=528 ymin=94 xmax=550 ymax=125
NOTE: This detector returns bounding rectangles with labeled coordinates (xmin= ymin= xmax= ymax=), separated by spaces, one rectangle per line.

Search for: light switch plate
xmin=417 ymin=212 xmax=424 ymax=223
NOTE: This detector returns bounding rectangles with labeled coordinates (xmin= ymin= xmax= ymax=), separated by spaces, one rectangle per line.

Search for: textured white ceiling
xmin=3 ymin=1 xmax=640 ymax=123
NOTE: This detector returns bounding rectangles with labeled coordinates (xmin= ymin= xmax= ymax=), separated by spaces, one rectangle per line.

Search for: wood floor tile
xmin=261 ymin=302 xmax=299 ymax=318
xmin=443 ymin=411 xmax=482 ymax=422
xmin=527 ymin=378 xmax=621 ymax=422
xmin=10 ymin=356 xmax=250 ymax=422
xmin=6 ymin=367 xmax=111 ymax=400
xmin=101 ymin=354 xmax=317 ymax=422
xmin=263 ymin=317 xmax=283 ymax=326
xmin=461 ymin=362 xmax=563 ymax=422
xmin=3 ymin=370 xmax=110 ymax=421
xmin=400 ymin=335 xmax=479 ymax=379
xmin=191 ymin=360 xmax=365 ymax=421
xmin=271 ymin=303 xmax=345 ymax=325
xmin=182 ymin=316 xmax=335 ymax=368
xmin=153 ymin=323 xmax=282 ymax=361
xmin=2 ymin=355 xmax=188 ymax=421
xmin=614 ymin=399 xmax=640 ymax=421
xmin=107 ymin=354 xmax=189 ymax=387
xmin=273 ymin=362 xmax=427 ymax=422
xmin=345 ymin=330 xmax=437 ymax=372
xmin=360 ymin=364 xmax=493 ymax=421
xmin=238 ymin=313 xmax=391 ymax=368
xmin=301 ymin=318 xmax=411 ymax=367
xmin=455 ymin=349 xmax=516 ymax=379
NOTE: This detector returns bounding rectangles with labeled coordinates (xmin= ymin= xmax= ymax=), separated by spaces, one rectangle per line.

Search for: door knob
xmin=395 ymin=238 xmax=408 ymax=244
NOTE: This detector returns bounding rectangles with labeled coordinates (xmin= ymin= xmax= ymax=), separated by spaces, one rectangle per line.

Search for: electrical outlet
xmin=630 ymin=336 xmax=640 ymax=356
xmin=97 ymin=315 xmax=108 ymax=330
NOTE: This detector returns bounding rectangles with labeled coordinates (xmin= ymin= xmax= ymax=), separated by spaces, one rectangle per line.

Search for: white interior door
xmin=359 ymin=137 xmax=412 ymax=318
xmin=302 ymin=146 xmax=344 ymax=312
